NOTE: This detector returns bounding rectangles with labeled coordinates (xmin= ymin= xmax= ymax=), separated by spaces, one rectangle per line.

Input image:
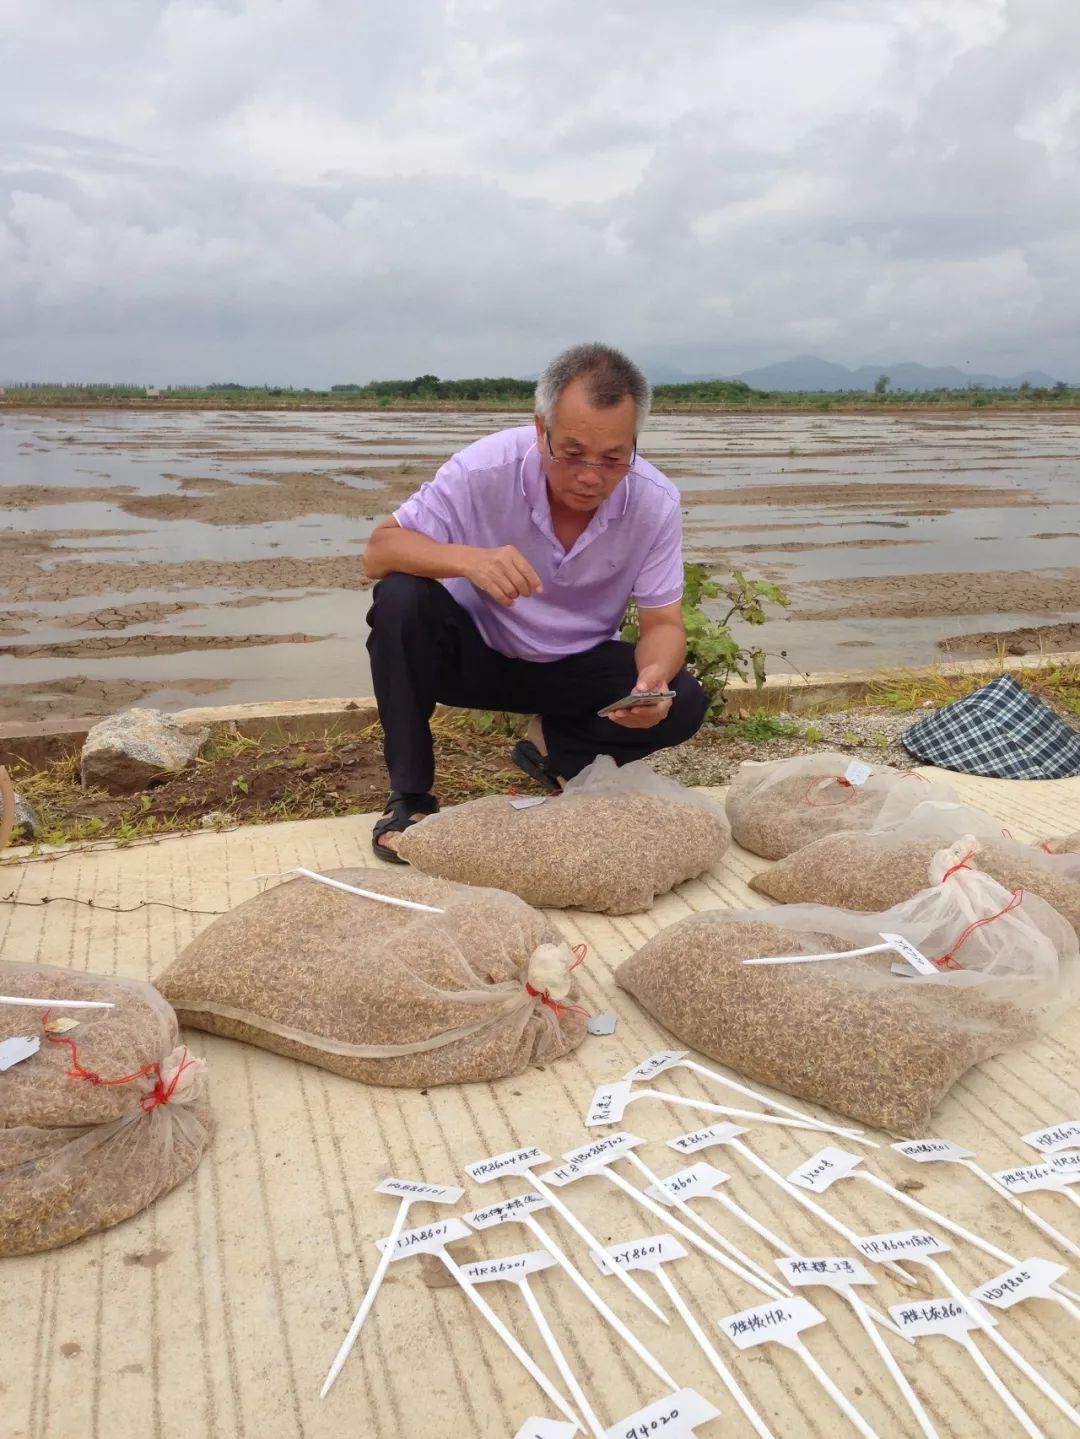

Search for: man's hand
xmin=606 ymin=664 xmax=674 ymax=729
xmin=461 ymin=545 xmax=543 ymax=606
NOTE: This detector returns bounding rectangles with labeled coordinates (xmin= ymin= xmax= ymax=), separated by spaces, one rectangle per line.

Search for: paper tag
xmin=718 ymin=1297 xmax=825 ymax=1350
xmin=0 ymin=1035 xmax=41 ymax=1071
xmin=856 ymin=1230 xmax=948 ymax=1262
xmin=377 ymin=1216 xmax=472 ymax=1259
xmin=879 ymin=932 xmax=940 ymax=977
xmin=892 ymin=1140 xmax=974 ymax=1164
xmin=510 ymin=797 xmax=547 ymax=810
xmin=605 ymin=1387 xmax=721 ymax=1439
xmin=459 ymin=1250 xmax=555 ymax=1285
xmin=888 ymin=1297 xmax=978 ymax=1340
xmin=587 ymin=1012 xmax=618 ymax=1036
xmin=788 ymin=1147 xmax=863 ymax=1193
xmin=625 ymin=1050 xmax=688 ymax=1082
xmin=972 ymin=1258 xmax=1070 ymax=1310
xmin=43 ymin=1016 xmax=80 ymax=1034
xmin=464 ymin=1192 xmax=551 ymax=1230
xmin=1023 ymin=1121 xmax=1080 ymax=1155
xmin=645 ymin=1162 xmax=731 ymax=1205
xmin=1049 ymin=1151 xmax=1080 ymax=1180
xmin=375 ymin=1177 xmax=464 ymax=1204
xmin=845 ymin=760 xmax=874 ymax=786
xmin=594 ymin=1233 xmax=689 ymax=1274
xmin=992 ymin=1163 xmax=1067 ymax=1194
xmin=466 ymin=1147 xmax=550 ymax=1183
xmin=562 ymin=1132 xmax=644 ymax=1169
xmin=514 ymin=1419 xmax=578 ymax=1439
xmin=776 ymin=1256 xmax=875 ymax=1291
xmin=668 ymin=1123 xmax=747 ymax=1155
xmin=584 ymin=1080 xmax=632 ymax=1127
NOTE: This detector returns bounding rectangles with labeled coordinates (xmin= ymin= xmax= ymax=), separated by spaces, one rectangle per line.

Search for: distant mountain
xmin=732 ymin=355 xmax=1061 ymax=392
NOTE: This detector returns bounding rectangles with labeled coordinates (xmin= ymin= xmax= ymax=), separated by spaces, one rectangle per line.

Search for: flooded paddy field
xmin=2 ymin=408 xmax=1078 ymax=723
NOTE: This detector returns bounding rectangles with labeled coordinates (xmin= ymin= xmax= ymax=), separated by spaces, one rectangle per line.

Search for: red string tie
xmin=932 ymin=887 xmax=1025 ymax=971
xmin=524 ymin=982 xmax=591 ymax=1020
xmin=940 ymin=849 xmax=976 ymax=884
xmin=42 ymin=1012 xmax=193 ymax=1113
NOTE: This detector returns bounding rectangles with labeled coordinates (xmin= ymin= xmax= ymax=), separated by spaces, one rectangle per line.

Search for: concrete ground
xmin=2 ymin=770 xmax=1080 ymax=1439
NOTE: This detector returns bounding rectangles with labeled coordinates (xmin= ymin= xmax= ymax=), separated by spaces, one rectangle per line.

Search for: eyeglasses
xmin=544 ymin=430 xmax=637 ymax=483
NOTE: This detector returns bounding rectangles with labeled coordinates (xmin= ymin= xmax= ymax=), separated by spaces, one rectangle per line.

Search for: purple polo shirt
xmin=393 ymin=425 xmax=684 ymax=662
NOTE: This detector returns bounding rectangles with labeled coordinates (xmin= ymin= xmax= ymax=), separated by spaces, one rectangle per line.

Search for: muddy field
xmin=2 ymin=408 xmax=1079 ymax=723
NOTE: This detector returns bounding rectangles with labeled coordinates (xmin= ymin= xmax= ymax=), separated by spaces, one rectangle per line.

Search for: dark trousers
xmin=366 ymin=574 xmax=709 ymax=794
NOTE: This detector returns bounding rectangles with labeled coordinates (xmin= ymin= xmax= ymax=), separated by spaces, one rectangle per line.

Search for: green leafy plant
xmin=803 ymin=724 xmax=824 ymax=744
xmin=622 ymin=562 xmax=791 ymax=717
xmin=726 ymin=712 xmax=800 ymax=743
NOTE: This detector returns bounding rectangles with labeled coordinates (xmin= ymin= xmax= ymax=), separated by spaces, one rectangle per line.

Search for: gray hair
xmin=534 ymin=342 xmax=652 ymax=435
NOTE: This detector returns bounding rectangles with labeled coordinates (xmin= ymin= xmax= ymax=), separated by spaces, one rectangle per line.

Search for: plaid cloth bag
xmin=903 ymin=675 xmax=1080 ymax=779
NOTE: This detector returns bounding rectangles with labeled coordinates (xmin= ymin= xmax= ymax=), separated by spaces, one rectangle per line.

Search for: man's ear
xmin=534 ymin=414 xmax=545 ymax=447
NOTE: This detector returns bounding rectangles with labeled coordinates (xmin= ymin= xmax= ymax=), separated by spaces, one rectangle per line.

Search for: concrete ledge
xmin=3 ymin=650 xmax=1077 ymax=771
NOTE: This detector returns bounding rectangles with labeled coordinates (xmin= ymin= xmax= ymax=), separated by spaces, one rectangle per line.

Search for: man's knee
xmin=668 ymin=670 xmax=709 ymax=742
xmin=368 ymin=573 xmax=443 ymax=634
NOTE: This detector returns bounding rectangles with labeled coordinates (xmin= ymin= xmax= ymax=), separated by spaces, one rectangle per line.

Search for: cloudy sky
xmin=2 ymin=0 xmax=1078 ymax=383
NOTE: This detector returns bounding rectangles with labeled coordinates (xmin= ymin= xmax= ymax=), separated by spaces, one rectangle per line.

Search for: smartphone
xmin=597 ymin=689 xmax=676 ymax=717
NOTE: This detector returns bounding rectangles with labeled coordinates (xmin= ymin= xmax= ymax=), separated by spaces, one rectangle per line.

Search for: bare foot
xmin=374 ymin=803 xmax=434 ymax=856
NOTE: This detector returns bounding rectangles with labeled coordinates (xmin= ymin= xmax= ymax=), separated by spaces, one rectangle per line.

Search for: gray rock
xmin=81 ymin=708 xmax=210 ymax=793
xmin=0 ymin=789 xmax=41 ymax=839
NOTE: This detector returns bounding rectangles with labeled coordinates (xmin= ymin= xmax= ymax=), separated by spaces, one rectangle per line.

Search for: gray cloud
xmin=1 ymin=0 xmax=1077 ymax=383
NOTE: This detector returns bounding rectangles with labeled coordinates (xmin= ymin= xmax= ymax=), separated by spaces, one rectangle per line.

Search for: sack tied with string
xmin=398 ymin=757 xmax=731 ymax=914
xmin=1 ymin=961 xmax=211 ymax=1256
xmin=725 ymin=752 xmax=957 ymax=860
xmin=1042 ymin=831 xmax=1080 ymax=856
xmin=750 ymin=801 xmax=1080 ymax=938
xmin=154 ymin=867 xmax=589 ymax=1086
xmin=617 ymin=839 xmax=1080 ymax=1134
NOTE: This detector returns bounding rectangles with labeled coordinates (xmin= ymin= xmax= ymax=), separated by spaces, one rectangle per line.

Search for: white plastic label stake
xmin=845 ymin=760 xmax=874 ymax=786
xmin=584 ymin=1080 xmax=632 ymax=1127
xmin=1050 ymin=1152 xmax=1080 ymax=1180
xmin=0 ymin=995 xmax=114 ymax=1009
xmin=540 ymin=1160 xmax=590 ymax=1189
xmin=973 ymin=1259 xmax=1071 ymax=1310
xmin=1023 ymin=1120 xmax=1080 ymax=1154
xmin=594 ymin=1234 xmax=689 ymax=1273
xmin=291 ymin=867 xmax=446 ymax=913
xmin=465 ymin=1193 xmax=551 ymax=1229
xmin=645 ymin=1163 xmax=731 ymax=1203
xmin=892 ymin=1140 xmax=974 ymax=1164
xmin=788 ymin=1147 xmax=864 ymax=1193
xmin=719 ymin=1297 xmax=825 ymax=1350
xmin=992 ymin=1163 xmax=1068 ymax=1194
xmin=466 ymin=1147 xmax=550 ymax=1183
xmin=460 ymin=1252 xmax=555 ymax=1284
xmin=857 ymin=1230 xmax=948 ymax=1262
xmin=562 ymin=1133 xmax=645 ymax=1169
xmin=377 ymin=1217 xmax=472 ymax=1259
xmin=605 ymin=1388 xmax=721 ymax=1439
xmin=587 ymin=1013 xmax=618 ymax=1036
xmin=878 ymin=932 xmax=940 ymax=977
xmin=0 ymin=1034 xmax=40 ymax=1071
xmin=625 ymin=1051 xmax=688 ymax=1082
xmin=777 ymin=1257 xmax=875 ymax=1291
xmin=668 ymin=1123 xmax=747 ymax=1154
xmin=514 ymin=1420 xmax=577 ymax=1439
xmin=888 ymin=1298 xmax=978 ymax=1340
xmin=510 ymin=797 xmax=547 ymax=810
xmin=375 ymin=1177 xmax=464 ymax=1204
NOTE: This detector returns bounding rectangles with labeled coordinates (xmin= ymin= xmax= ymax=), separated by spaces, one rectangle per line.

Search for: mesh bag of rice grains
xmin=725 ymin=752 xmax=958 ymax=860
xmin=397 ymin=757 xmax=731 ymax=914
xmin=1 ymin=962 xmax=211 ymax=1256
xmin=155 ymin=867 xmax=589 ymax=1087
xmin=617 ymin=838 xmax=1080 ymax=1135
xmin=750 ymin=800 xmax=1080 ymax=938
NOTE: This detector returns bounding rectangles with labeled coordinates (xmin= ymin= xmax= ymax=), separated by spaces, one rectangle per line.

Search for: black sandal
xmin=510 ymin=740 xmax=562 ymax=795
xmin=371 ymin=791 xmax=440 ymax=863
